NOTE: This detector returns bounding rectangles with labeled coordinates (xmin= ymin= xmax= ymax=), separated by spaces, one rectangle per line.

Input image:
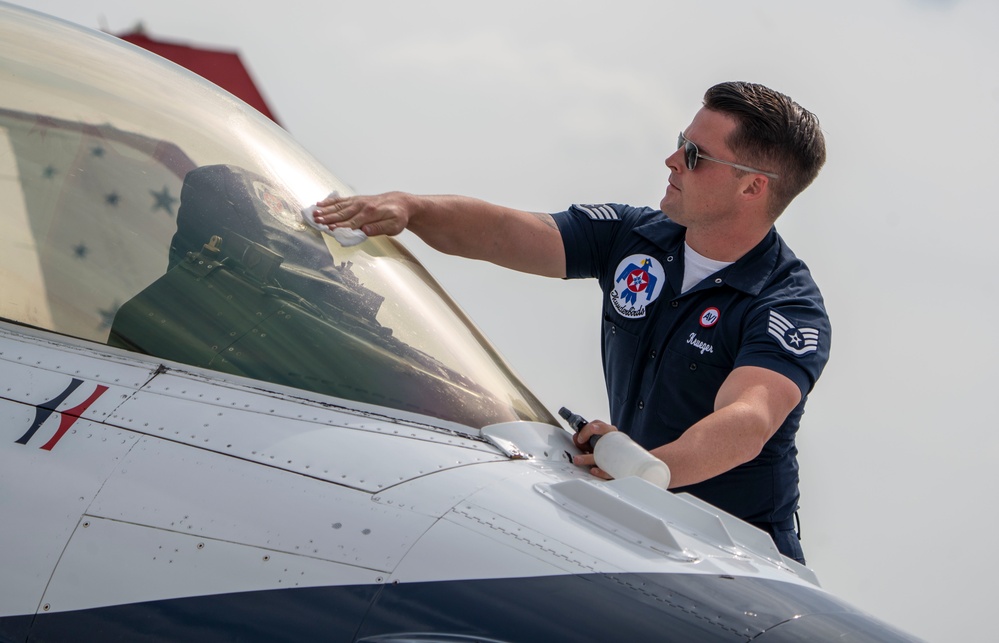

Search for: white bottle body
xmin=593 ymin=431 xmax=671 ymax=489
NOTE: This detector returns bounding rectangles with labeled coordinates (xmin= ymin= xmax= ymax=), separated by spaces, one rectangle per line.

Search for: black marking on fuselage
xmin=15 ymin=378 xmax=84 ymax=445
xmin=6 ymin=572 xmax=919 ymax=642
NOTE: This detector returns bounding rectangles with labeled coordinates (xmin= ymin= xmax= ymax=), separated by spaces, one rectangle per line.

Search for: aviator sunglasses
xmin=678 ymin=131 xmax=779 ymax=179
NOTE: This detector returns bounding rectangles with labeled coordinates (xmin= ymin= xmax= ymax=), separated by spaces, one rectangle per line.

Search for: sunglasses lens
xmin=678 ymin=132 xmax=698 ymax=170
xmin=678 ymin=133 xmax=696 ymax=170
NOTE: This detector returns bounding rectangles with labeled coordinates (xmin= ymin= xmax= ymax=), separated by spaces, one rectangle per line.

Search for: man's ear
xmin=741 ymin=175 xmax=769 ymax=201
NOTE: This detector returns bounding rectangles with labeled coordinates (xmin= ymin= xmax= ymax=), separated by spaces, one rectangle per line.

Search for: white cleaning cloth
xmin=301 ymin=191 xmax=368 ymax=247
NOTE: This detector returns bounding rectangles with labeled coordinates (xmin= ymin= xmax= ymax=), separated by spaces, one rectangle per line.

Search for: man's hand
xmin=312 ymin=192 xmax=415 ymax=238
xmin=571 ymin=419 xmax=619 ymax=480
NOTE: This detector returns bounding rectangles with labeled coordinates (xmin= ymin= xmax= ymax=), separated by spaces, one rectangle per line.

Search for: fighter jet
xmin=0 ymin=3 xmax=922 ymax=641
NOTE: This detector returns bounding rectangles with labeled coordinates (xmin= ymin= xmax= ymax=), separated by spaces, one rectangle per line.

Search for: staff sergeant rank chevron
xmin=768 ymin=309 xmax=820 ymax=356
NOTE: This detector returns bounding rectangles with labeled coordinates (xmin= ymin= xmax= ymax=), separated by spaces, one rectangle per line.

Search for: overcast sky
xmin=15 ymin=1 xmax=999 ymax=640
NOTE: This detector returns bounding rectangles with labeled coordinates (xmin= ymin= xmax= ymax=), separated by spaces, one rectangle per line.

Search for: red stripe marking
xmin=40 ymin=385 xmax=110 ymax=451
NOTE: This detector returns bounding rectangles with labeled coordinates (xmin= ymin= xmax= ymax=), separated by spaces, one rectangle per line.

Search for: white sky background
xmin=15 ymin=0 xmax=999 ymax=640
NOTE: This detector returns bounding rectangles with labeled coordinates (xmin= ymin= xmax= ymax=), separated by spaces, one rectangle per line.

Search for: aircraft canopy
xmin=0 ymin=5 xmax=554 ymax=429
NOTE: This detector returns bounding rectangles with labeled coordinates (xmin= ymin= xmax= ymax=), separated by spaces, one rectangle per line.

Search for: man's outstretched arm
xmin=312 ymin=192 xmax=566 ymax=278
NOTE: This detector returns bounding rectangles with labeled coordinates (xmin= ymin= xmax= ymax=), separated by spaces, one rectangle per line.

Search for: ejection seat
xmin=107 ymin=164 xmax=500 ymax=425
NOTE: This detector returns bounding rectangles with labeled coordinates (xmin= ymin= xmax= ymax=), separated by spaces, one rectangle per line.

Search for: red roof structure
xmin=117 ymin=29 xmax=280 ymax=125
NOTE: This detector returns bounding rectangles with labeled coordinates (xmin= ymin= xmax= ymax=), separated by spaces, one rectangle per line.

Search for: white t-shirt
xmin=681 ymin=242 xmax=733 ymax=293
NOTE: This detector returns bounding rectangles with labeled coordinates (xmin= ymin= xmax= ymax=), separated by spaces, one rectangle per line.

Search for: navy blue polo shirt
xmin=553 ymin=203 xmax=831 ymax=526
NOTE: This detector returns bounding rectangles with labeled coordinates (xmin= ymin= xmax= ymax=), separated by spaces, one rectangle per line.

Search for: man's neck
xmin=684 ymin=218 xmax=771 ymax=263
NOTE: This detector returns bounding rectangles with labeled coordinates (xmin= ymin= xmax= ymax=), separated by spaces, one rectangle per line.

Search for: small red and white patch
xmin=699 ymin=307 xmax=720 ymax=328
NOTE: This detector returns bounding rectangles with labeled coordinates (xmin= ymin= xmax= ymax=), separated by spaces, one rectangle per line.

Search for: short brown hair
xmin=704 ymin=81 xmax=826 ymax=218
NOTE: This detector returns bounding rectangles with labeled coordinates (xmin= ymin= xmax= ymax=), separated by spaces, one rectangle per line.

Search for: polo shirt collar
xmin=633 ymin=216 xmax=780 ymax=296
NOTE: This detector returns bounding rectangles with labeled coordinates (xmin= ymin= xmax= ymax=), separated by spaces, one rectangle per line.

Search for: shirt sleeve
xmin=734 ymin=296 xmax=832 ymax=397
xmin=551 ymin=203 xmax=657 ymax=281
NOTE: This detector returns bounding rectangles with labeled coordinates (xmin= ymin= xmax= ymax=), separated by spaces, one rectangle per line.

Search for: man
xmin=312 ymin=81 xmax=829 ymax=563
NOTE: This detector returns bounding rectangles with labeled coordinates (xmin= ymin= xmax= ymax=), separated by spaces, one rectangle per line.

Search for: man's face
xmin=660 ymin=108 xmax=749 ymax=228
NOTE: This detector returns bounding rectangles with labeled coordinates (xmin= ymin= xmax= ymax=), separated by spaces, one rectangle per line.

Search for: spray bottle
xmin=558 ymin=407 xmax=670 ymax=489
